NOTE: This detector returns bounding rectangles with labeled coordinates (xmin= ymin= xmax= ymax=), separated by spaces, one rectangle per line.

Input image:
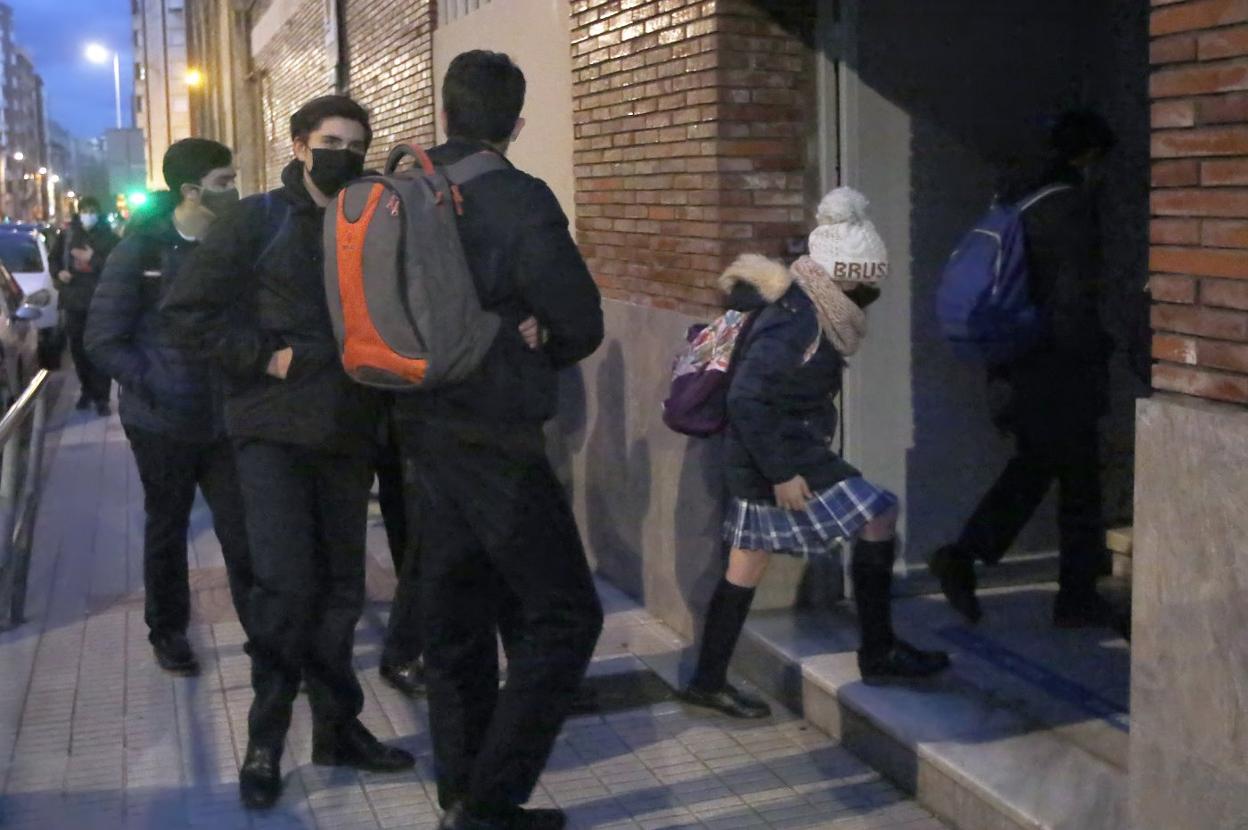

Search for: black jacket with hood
xmin=161 ymin=159 xmax=380 ymax=450
xmin=720 ymin=256 xmax=860 ymax=503
xmin=85 ymin=195 xmax=222 ymax=438
xmin=996 ymin=161 xmax=1112 ymax=424
xmin=391 ymin=138 xmax=604 ymax=436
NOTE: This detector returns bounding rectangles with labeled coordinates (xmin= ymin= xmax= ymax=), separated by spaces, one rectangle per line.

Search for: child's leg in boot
xmin=680 ymin=549 xmax=772 ymax=718
xmin=852 ymin=511 xmax=950 ymax=686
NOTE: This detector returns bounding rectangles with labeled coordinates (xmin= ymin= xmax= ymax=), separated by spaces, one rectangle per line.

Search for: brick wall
xmin=1150 ymin=0 xmax=1248 ymax=404
xmin=253 ymin=0 xmax=332 ymax=188
xmin=344 ymin=0 xmax=437 ymax=172
xmin=251 ymin=0 xmax=437 ymax=187
xmin=570 ymin=0 xmax=816 ymax=315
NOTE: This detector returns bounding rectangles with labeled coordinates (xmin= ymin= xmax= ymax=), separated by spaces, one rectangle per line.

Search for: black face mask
xmin=198 ymin=186 xmax=240 ymax=217
xmin=307 ymin=149 xmax=365 ymax=197
xmin=845 ymin=284 xmax=882 ymax=309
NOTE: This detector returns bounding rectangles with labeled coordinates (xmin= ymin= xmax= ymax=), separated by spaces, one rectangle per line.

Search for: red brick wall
xmin=1150 ymin=0 xmax=1248 ymax=404
xmin=570 ymin=0 xmax=816 ymax=315
xmin=344 ymin=0 xmax=437 ymax=172
xmin=253 ymin=0 xmax=332 ymax=188
xmin=252 ymin=0 xmax=438 ymax=187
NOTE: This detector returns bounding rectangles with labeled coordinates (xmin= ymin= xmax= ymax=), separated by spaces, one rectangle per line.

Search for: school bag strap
xmin=1017 ymin=183 xmax=1074 ymax=212
xmin=256 ymin=191 xmax=290 ymax=263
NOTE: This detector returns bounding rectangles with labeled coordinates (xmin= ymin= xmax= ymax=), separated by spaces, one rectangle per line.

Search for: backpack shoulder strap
xmin=1018 ymin=183 xmax=1075 ymax=213
xmin=442 ymin=151 xmax=510 ymax=186
xmin=256 ymin=190 xmax=290 ymax=263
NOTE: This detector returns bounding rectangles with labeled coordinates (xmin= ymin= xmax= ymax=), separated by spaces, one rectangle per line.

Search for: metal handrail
xmin=0 ymin=369 xmax=53 ymax=630
xmin=0 ymin=369 xmax=50 ymax=446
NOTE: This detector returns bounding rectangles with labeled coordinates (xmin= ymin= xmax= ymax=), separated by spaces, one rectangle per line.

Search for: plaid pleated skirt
xmin=723 ymin=477 xmax=899 ymax=558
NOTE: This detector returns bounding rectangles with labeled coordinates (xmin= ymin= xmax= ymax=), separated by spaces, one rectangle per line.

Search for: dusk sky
xmin=9 ymin=0 xmax=136 ymax=139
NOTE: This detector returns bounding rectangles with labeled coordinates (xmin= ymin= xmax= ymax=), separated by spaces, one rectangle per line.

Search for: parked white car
xmin=0 ymin=259 xmax=42 ymax=410
xmin=0 ymin=225 xmax=63 ymax=369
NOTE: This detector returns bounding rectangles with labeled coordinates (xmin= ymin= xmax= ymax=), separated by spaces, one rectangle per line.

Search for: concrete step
xmin=728 ymin=586 xmax=1129 ymax=830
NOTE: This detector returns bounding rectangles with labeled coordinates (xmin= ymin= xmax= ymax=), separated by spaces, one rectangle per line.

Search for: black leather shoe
xmin=379 ymin=659 xmax=426 ymax=698
xmin=152 ymin=632 xmax=199 ymax=676
xmin=1053 ymin=590 xmax=1125 ymax=634
xmin=239 ymin=743 xmax=282 ymax=810
xmin=312 ymin=720 xmax=415 ymax=772
xmin=439 ymin=803 xmax=567 ymax=830
xmin=929 ymin=545 xmax=982 ymax=623
xmin=859 ymin=640 xmax=950 ymax=687
xmin=677 ymin=684 xmax=772 ymax=719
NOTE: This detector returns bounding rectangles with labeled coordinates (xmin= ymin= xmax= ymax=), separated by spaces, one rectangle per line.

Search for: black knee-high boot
xmin=690 ymin=578 xmax=755 ymax=691
xmin=851 ymin=538 xmax=897 ymax=658
xmin=680 ymin=577 xmax=771 ymax=718
xmin=852 ymin=537 xmax=951 ymax=685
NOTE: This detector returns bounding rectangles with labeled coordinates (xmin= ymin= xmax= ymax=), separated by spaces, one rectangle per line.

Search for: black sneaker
xmin=858 ymin=640 xmax=950 ymax=687
xmin=1053 ymin=590 xmax=1122 ymax=631
xmin=75 ymin=394 xmax=91 ymax=410
xmin=312 ymin=720 xmax=415 ymax=772
xmin=439 ymin=803 xmax=566 ymax=830
xmin=677 ymin=683 xmax=772 ymax=719
xmin=379 ymin=658 xmax=426 ymax=698
xmin=95 ymin=400 xmax=111 ymax=416
xmin=239 ymin=742 xmax=282 ymax=810
xmin=152 ymin=632 xmax=199 ymax=676
xmin=929 ymin=545 xmax=982 ymax=623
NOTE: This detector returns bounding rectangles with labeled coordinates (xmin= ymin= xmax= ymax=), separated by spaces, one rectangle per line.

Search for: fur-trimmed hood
xmin=718 ymin=253 xmax=793 ymax=304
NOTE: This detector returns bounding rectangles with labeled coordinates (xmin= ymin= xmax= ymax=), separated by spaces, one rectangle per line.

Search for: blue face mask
xmin=80 ymin=213 xmax=99 ymax=230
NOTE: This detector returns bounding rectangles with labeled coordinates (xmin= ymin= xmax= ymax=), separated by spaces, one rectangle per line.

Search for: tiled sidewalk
xmin=0 ymin=378 xmax=944 ymax=830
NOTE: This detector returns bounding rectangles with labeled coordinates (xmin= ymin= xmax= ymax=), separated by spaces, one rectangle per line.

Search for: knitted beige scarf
xmin=789 ymin=255 xmax=867 ymax=357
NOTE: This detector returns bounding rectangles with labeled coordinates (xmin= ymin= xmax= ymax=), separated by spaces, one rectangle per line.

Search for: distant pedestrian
xmin=85 ymin=139 xmax=254 ymax=677
xmin=51 ymin=196 xmax=118 ymax=414
xmin=163 ymin=95 xmax=414 ymax=811
xmin=679 ymin=188 xmax=950 ymax=720
xmin=929 ymin=110 xmax=1122 ymax=631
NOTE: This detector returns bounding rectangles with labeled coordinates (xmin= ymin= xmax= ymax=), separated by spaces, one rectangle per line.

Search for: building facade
xmin=179 ymin=2 xmax=1245 ymax=826
xmin=1 ymin=1 xmax=50 ymax=222
xmin=134 ymin=0 xmax=193 ymax=190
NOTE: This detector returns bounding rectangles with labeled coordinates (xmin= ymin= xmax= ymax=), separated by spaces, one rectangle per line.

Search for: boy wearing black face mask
xmin=51 ymin=195 xmax=120 ymax=413
xmin=162 ymin=96 xmax=414 ymax=812
xmin=86 ymin=138 xmax=253 ymax=678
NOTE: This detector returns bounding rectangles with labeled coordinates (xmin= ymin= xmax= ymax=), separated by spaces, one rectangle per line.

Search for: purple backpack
xmin=662 ymin=310 xmax=758 ymax=437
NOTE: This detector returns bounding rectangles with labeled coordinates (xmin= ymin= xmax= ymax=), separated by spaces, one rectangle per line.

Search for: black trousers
xmin=234 ymin=440 xmax=372 ymax=748
xmin=958 ymin=410 xmax=1104 ymax=596
xmin=65 ymin=307 xmax=111 ymax=403
xmin=378 ymin=446 xmax=422 ymax=665
xmin=402 ymin=422 xmax=602 ymax=814
xmin=126 ymin=427 xmax=254 ymax=642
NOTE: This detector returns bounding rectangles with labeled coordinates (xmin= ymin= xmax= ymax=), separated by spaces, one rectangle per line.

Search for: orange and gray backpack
xmin=323 ymin=144 xmax=504 ymax=389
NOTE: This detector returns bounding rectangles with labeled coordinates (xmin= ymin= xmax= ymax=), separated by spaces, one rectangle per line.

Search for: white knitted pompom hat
xmin=807 ymin=187 xmax=889 ymax=284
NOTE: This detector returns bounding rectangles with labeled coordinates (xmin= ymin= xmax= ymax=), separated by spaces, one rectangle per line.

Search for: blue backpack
xmin=936 ymin=184 xmax=1073 ymax=365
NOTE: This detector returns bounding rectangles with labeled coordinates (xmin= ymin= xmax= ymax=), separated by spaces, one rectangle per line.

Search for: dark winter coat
xmin=391 ymin=138 xmax=604 ymax=435
xmin=84 ymin=206 xmax=221 ymax=438
xmin=995 ymin=162 xmax=1112 ymax=428
xmin=50 ymin=218 xmax=120 ymax=313
xmin=161 ymin=160 xmax=380 ymax=451
xmin=719 ymin=256 xmax=860 ymax=502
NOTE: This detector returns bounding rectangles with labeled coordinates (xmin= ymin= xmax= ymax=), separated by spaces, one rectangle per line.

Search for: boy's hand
xmin=519 ymin=316 xmax=546 ymax=350
xmin=57 ymin=269 xmax=73 ymax=282
xmin=266 ymin=347 xmax=293 ymax=379
xmin=774 ymin=475 xmax=813 ymax=511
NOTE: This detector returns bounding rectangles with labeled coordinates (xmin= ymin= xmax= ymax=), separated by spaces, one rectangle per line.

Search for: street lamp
xmin=12 ymin=152 xmax=23 ymax=162
xmin=85 ymin=42 xmax=122 ymax=130
xmin=185 ymin=68 xmax=204 ymax=88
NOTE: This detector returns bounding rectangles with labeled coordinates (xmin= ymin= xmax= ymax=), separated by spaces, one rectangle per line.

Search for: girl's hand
xmin=774 ymin=475 xmax=813 ymax=511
